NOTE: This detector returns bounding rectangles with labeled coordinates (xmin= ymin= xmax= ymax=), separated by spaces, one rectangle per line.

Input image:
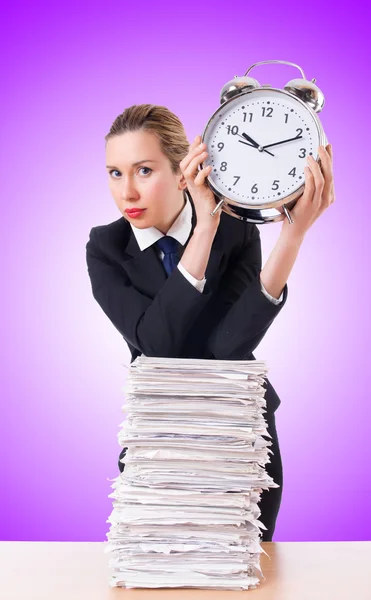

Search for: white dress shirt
xmin=129 ymin=192 xmax=283 ymax=304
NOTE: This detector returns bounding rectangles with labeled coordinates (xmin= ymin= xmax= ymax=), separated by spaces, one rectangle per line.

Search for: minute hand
xmin=263 ymin=135 xmax=303 ymax=149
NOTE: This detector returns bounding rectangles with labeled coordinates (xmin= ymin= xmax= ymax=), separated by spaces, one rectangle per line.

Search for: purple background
xmin=1 ymin=0 xmax=370 ymax=542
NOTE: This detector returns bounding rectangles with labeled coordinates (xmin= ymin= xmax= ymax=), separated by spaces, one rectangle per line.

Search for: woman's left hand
xmin=280 ymin=144 xmax=335 ymax=239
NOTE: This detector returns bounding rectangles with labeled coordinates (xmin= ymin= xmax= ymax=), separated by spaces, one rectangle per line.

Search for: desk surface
xmin=1 ymin=541 xmax=370 ymax=600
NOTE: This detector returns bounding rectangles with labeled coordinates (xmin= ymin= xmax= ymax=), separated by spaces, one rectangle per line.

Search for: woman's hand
xmin=179 ymin=135 xmax=221 ymax=229
xmin=280 ymin=144 xmax=335 ymax=240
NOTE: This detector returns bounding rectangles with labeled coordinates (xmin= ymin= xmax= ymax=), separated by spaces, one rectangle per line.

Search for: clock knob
xmin=220 ymin=76 xmax=260 ymax=104
xmin=284 ymin=78 xmax=325 ymax=113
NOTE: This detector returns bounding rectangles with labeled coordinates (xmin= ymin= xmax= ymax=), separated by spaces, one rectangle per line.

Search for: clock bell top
xmin=219 ymin=60 xmax=325 ymax=113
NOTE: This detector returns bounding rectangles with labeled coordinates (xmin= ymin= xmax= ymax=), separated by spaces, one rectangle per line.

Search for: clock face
xmin=202 ymin=88 xmax=322 ymax=206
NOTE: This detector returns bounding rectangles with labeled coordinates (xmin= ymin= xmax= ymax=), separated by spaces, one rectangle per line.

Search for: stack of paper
xmin=105 ymin=356 xmax=277 ymax=590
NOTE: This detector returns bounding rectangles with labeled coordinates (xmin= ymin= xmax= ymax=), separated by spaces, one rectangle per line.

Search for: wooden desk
xmin=0 ymin=541 xmax=370 ymax=599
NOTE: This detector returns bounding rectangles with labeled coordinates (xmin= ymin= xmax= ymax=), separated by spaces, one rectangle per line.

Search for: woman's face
xmin=105 ymin=129 xmax=187 ymax=234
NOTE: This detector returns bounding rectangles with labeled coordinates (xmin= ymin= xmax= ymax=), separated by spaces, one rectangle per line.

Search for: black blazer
xmin=86 ymin=195 xmax=288 ymax=413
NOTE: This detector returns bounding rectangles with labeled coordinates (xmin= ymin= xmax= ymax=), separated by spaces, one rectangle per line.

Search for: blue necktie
xmin=156 ymin=235 xmax=180 ymax=276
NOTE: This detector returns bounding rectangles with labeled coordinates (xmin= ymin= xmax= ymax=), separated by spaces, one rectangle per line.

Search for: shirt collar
xmin=129 ymin=190 xmax=193 ymax=251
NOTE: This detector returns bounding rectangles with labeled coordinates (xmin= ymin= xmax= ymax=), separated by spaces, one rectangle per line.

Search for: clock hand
xmin=238 ymin=138 xmax=275 ymax=157
xmin=241 ymin=132 xmax=260 ymax=147
xmin=262 ymin=135 xmax=303 ymax=149
xmin=236 ymin=139 xmax=255 ymax=148
xmin=240 ymin=132 xmax=275 ymax=156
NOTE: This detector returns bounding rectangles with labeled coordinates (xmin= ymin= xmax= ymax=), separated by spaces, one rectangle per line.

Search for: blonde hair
xmin=105 ymin=104 xmax=190 ymax=175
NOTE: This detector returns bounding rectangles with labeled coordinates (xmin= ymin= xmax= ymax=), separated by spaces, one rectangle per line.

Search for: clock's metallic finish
xmin=200 ymin=60 xmax=328 ymax=224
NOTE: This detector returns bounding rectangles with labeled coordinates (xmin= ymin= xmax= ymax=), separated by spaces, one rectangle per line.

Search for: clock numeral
xmin=251 ymin=183 xmax=258 ymax=193
xmin=261 ymin=107 xmax=273 ymax=117
xmin=217 ymin=142 xmax=224 ymax=152
xmin=220 ymin=162 xmax=227 ymax=172
xmin=226 ymin=125 xmax=239 ymax=135
xmin=284 ymin=113 xmax=289 ymax=123
xmin=288 ymin=167 xmax=296 ymax=177
xmin=298 ymin=148 xmax=307 ymax=158
xmin=243 ymin=112 xmax=253 ymax=122
xmin=272 ymin=180 xmax=280 ymax=190
xmin=296 ymin=128 xmax=303 ymax=137
xmin=233 ymin=176 xmax=240 ymax=186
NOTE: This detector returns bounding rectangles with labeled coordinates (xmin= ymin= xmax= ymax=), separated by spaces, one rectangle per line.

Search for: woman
xmin=86 ymin=104 xmax=335 ymax=541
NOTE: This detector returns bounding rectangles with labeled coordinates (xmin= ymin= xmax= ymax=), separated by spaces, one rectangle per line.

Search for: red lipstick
xmin=125 ymin=208 xmax=146 ymax=218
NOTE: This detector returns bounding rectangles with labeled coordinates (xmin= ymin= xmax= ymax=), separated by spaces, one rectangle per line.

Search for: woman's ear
xmin=178 ymin=172 xmax=187 ymax=191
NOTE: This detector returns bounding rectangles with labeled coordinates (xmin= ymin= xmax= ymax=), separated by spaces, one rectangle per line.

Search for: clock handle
xmin=244 ymin=60 xmax=306 ymax=79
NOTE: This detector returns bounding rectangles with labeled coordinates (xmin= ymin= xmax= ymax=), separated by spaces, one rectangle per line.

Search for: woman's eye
xmin=108 ymin=167 xmax=152 ymax=178
xmin=138 ymin=167 xmax=152 ymax=175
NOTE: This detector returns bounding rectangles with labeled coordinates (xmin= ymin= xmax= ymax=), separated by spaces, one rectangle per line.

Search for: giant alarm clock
xmin=200 ymin=60 xmax=328 ymax=224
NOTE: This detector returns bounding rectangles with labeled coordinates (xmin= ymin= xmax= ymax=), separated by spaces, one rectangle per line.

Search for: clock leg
xmin=283 ymin=204 xmax=294 ymax=224
xmin=210 ymin=198 xmax=225 ymax=217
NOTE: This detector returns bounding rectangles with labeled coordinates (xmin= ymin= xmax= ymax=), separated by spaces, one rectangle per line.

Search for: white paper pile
xmin=105 ymin=356 xmax=278 ymax=590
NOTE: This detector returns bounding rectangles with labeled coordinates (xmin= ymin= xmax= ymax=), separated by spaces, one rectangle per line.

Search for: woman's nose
xmin=120 ymin=177 xmax=139 ymax=200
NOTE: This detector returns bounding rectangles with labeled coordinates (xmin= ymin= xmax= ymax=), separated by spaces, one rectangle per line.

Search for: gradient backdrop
xmin=1 ymin=0 xmax=370 ymax=542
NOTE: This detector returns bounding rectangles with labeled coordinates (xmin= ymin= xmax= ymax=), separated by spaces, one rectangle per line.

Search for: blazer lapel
xmin=118 ymin=193 xmax=224 ymax=298
xmin=123 ymin=235 xmax=168 ymax=296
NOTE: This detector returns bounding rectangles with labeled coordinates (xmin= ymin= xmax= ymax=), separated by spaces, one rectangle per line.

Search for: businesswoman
xmin=86 ymin=104 xmax=335 ymax=541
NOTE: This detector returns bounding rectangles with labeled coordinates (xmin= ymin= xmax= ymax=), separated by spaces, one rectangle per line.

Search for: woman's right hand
xmin=179 ymin=135 xmax=221 ymax=229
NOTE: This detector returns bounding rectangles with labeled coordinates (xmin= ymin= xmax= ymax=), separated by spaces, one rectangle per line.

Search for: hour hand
xmin=241 ymin=132 xmax=260 ymax=147
xmin=238 ymin=133 xmax=275 ymax=157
